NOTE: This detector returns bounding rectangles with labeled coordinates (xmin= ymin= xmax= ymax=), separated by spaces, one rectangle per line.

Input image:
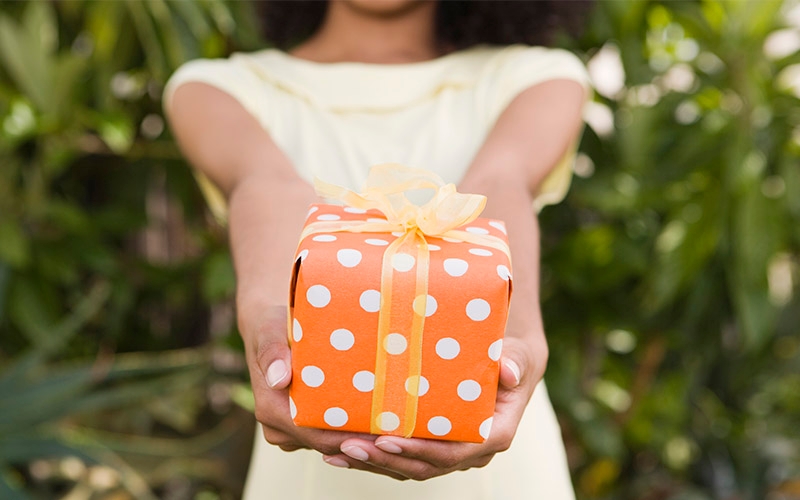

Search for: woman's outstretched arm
xmin=166 ymin=83 xmax=410 ymax=480
xmin=332 ymin=78 xmax=587 ymax=480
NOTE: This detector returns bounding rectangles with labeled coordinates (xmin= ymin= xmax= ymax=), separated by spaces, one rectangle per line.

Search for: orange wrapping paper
xmin=287 ymin=202 xmax=512 ymax=443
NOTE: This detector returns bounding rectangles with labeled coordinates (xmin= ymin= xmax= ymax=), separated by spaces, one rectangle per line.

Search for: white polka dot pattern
xmin=330 ymin=329 xmax=355 ymax=351
xmin=336 ymin=249 xmax=362 ymax=268
xmin=466 ymin=298 xmax=491 ymax=321
xmin=427 ymin=416 xmax=452 ymax=436
xmin=488 ymin=339 xmax=503 ymax=362
xmin=479 ymin=417 xmax=493 ymax=440
xmin=377 ymin=412 xmax=400 ymax=432
xmin=312 ymin=234 xmax=337 ymax=242
xmin=324 ymin=407 xmax=348 ymax=427
xmin=301 ymin=366 xmax=324 ymax=388
xmin=384 ymin=333 xmax=408 ymax=355
xmin=488 ymin=221 xmax=507 ymax=234
xmin=404 ymin=375 xmax=430 ymax=396
xmin=392 ymin=253 xmax=415 ymax=272
xmin=443 ymin=258 xmax=469 ymax=277
xmin=292 ymin=318 xmax=303 ymax=342
xmin=468 ymin=248 xmax=493 ymax=257
xmin=352 ymin=371 xmax=375 ymax=392
xmin=412 ymin=294 xmax=437 ymax=317
xmin=306 ymin=285 xmax=331 ymax=308
xmin=435 ymin=338 xmax=460 ymax=360
xmin=496 ymin=264 xmax=511 ymax=281
xmin=365 ymin=238 xmax=389 ymax=246
xmin=457 ymin=380 xmax=482 ymax=401
xmin=359 ymin=290 xmax=381 ymax=312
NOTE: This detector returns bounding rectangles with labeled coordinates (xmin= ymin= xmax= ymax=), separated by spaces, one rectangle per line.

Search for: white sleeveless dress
xmin=164 ymin=44 xmax=590 ymax=500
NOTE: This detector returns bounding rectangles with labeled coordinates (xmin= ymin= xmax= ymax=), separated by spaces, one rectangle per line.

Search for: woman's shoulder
xmin=480 ymin=44 xmax=591 ymax=91
xmin=162 ymin=49 xmax=290 ymax=115
xmin=164 ymin=49 xmax=281 ymax=90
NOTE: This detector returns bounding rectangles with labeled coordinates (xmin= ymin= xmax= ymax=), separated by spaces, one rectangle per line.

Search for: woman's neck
xmin=290 ymin=1 xmax=442 ymax=65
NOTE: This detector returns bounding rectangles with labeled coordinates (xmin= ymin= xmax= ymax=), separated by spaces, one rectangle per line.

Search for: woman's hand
xmin=238 ymin=301 xmax=365 ymax=455
xmin=319 ymin=328 xmax=548 ymax=480
xmin=238 ymin=296 xmax=414 ymax=481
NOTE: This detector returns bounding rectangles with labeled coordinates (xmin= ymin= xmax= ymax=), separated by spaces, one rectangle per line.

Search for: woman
xmin=164 ymin=1 xmax=592 ymax=498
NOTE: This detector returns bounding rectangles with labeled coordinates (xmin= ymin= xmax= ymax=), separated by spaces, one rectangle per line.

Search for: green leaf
xmin=0 ymin=470 xmax=26 ymax=500
xmin=645 ymin=187 xmax=722 ymax=312
xmin=7 ymin=277 xmax=59 ymax=347
xmin=0 ymin=347 xmax=207 ymax=435
xmin=21 ymin=0 xmax=58 ymax=57
xmin=0 ymin=434 xmax=92 ymax=464
xmin=0 ymin=13 xmax=49 ymax=109
xmin=50 ymin=53 xmax=89 ymax=122
xmin=0 ymin=219 xmax=29 ymax=268
xmin=125 ymin=0 xmax=167 ymax=82
xmin=0 ymin=262 xmax=9 ymax=324
xmin=0 ymin=367 xmax=94 ymax=433
xmin=146 ymin=0 xmax=187 ymax=71
xmin=1 ymin=98 xmax=36 ymax=140
xmin=86 ymin=1 xmax=125 ymax=62
xmin=97 ymin=113 xmax=135 ymax=154
xmin=169 ymin=0 xmax=212 ymax=42
xmin=730 ymin=188 xmax=781 ymax=349
xmin=7 ymin=280 xmax=109 ymax=353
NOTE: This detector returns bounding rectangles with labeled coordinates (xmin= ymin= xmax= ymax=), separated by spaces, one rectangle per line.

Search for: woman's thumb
xmin=499 ymin=357 xmax=522 ymax=388
xmin=258 ymin=342 xmax=292 ymax=390
xmin=498 ymin=341 xmax=533 ymax=389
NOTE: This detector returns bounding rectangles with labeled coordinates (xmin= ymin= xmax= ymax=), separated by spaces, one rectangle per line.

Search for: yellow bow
xmin=314 ymin=163 xmax=486 ymax=236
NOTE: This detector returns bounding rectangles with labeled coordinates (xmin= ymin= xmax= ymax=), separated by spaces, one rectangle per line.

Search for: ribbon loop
xmin=314 ymin=163 xmax=487 ymax=237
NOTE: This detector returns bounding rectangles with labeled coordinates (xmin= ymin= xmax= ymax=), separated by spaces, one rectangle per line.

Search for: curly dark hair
xmin=258 ymin=1 xmax=593 ymax=52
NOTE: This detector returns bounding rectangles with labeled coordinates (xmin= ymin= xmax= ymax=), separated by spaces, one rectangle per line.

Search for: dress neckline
xmin=235 ymin=45 xmax=516 ymax=113
xmin=268 ymin=45 xmax=491 ymax=71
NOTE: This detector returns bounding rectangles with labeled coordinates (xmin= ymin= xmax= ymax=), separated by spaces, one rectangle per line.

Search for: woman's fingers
xmin=322 ymin=454 xmax=411 ymax=481
xmin=326 ymin=438 xmax=494 ymax=481
xmin=328 ymin=350 xmax=539 ymax=480
xmin=371 ymin=437 xmax=480 ymax=470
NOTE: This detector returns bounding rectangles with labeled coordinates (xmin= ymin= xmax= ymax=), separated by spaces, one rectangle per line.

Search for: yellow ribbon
xmin=302 ymin=163 xmax=510 ymax=437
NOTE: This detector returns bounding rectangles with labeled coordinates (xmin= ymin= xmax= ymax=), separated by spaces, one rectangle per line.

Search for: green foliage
xmin=0 ymin=1 xmax=255 ymax=496
xmin=0 ymin=0 xmax=798 ymax=498
xmin=543 ymin=0 xmax=800 ymax=497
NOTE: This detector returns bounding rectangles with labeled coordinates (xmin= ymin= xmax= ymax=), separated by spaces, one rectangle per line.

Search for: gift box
xmin=287 ymin=164 xmax=512 ymax=443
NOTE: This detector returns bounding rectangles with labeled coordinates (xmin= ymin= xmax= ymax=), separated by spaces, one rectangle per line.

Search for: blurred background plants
xmin=0 ymin=0 xmax=798 ymax=499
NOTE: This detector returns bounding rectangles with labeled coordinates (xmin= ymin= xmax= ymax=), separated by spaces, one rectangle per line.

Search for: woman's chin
xmin=343 ymin=0 xmax=429 ymax=17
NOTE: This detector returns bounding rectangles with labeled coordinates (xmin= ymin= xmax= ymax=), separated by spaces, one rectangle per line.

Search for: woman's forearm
xmin=228 ymin=175 xmax=318 ymax=315
xmin=458 ymin=174 xmax=545 ymax=343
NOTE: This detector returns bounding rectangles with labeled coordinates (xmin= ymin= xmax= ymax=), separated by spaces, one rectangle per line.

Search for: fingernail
xmin=323 ymin=456 xmax=350 ymax=468
xmin=375 ymin=440 xmax=403 ymax=454
xmin=504 ymin=359 xmax=521 ymax=386
xmin=266 ymin=360 xmax=288 ymax=388
xmin=341 ymin=445 xmax=369 ymax=461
